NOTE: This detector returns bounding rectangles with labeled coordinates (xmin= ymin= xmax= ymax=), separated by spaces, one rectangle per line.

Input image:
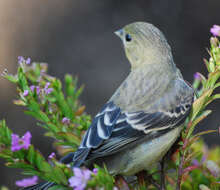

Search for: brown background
xmin=0 ymin=0 xmax=219 ymax=188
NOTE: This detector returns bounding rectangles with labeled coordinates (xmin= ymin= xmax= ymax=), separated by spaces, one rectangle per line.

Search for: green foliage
xmin=87 ymin=166 xmax=115 ymax=190
xmin=8 ymin=62 xmax=90 ymax=151
xmin=0 ymin=121 xmax=72 ymax=186
xmin=174 ymin=36 xmax=220 ymax=190
xmin=0 ymin=36 xmax=220 ymax=189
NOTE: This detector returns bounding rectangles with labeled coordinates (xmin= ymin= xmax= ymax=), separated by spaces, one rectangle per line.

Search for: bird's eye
xmin=125 ymin=34 xmax=132 ymax=42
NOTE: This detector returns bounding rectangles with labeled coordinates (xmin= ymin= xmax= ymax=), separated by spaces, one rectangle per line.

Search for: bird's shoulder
xmin=150 ymin=77 xmax=194 ymax=112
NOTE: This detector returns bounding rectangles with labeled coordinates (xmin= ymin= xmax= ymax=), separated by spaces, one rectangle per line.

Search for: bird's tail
xmin=20 ymin=182 xmax=55 ymax=190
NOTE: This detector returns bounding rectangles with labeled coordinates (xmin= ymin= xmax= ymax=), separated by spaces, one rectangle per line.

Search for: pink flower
xmin=18 ymin=56 xmax=25 ymax=65
xmin=45 ymin=88 xmax=53 ymax=95
xmin=36 ymin=86 xmax=41 ymax=95
xmin=30 ymin=85 xmax=35 ymax=92
xmin=192 ymin=159 xmax=200 ymax=167
xmin=23 ymin=90 xmax=29 ymax=97
xmin=15 ymin=176 xmax=38 ymax=187
xmin=192 ymin=155 xmax=207 ymax=167
xmin=92 ymin=168 xmax=98 ymax=175
xmin=26 ymin=57 xmax=31 ymax=65
xmin=206 ymin=160 xmax=220 ymax=178
xmin=44 ymin=82 xmax=53 ymax=95
xmin=69 ymin=168 xmax=91 ymax=190
xmin=18 ymin=56 xmax=32 ymax=65
xmin=30 ymin=85 xmax=40 ymax=95
xmin=11 ymin=131 xmax=32 ymax=152
xmin=210 ymin=25 xmax=220 ymax=37
xmin=45 ymin=82 xmax=51 ymax=89
xmin=193 ymin=72 xmax=201 ymax=80
xmin=62 ymin=117 xmax=70 ymax=125
xmin=48 ymin=152 xmax=56 ymax=159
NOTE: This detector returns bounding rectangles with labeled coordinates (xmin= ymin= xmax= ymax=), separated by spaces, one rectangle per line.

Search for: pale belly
xmin=103 ymin=126 xmax=183 ymax=176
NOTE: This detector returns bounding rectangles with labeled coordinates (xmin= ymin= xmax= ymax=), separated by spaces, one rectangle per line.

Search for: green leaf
xmin=28 ymin=99 xmax=40 ymax=112
xmin=46 ymin=123 xmax=59 ymax=133
xmin=206 ymin=94 xmax=220 ymax=106
xmin=40 ymin=161 xmax=53 ymax=173
xmin=187 ymin=110 xmax=212 ymax=138
xmin=24 ymin=111 xmax=41 ymax=120
xmin=25 ymin=110 xmax=50 ymax=123
xmin=53 ymin=89 xmax=73 ymax=119
xmin=35 ymin=151 xmax=47 ymax=171
xmin=18 ymin=67 xmax=28 ymax=90
xmin=0 ymin=153 xmax=13 ymax=161
xmin=210 ymin=182 xmax=220 ymax=190
xmin=48 ymin=185 xmax=70 ymax=190
xmin=213 ymin=82 xmax=220 ymax=89
xmin=22 ymin=170 xmax=41 ymax=177
xmin=193 ymin=130 xmax=217 ymax=138
xmin=190 ymin=89 xmax=212 ymax=121
xmin=51 ymin=166 xmax=68 ymax=185
xmin=3 ymin=74 xmax=18 ymax=83
xmin=27 ymin=145 xmax=35 ymax=164
xmin=0 ymin=120 xmax=12 ymax=146
xmin=57 ymin=132 xmax=81 ymax=145
xmin=38 ymin=111 xmax=50 ymax=122
xmin=6 ymin=162 xmax=35 ymax=170
xmin=207 ymin=71 xmax=220 ymax=88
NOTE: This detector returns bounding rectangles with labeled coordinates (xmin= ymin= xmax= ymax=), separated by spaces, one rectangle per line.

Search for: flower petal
xmin=73 ymin=167 xmax=83 ymax=178
xmin=83 ymin=169 xmax=91 ymax=180
xmin=15 ymin=176 xmax=38 ymax=187
xmin=21 ymin=131 xmax=32 ymax=149
xmin=11 ymin=134 xmax=22 ymax=152
xmin=69 ymin=176 xmax=82 ymax=187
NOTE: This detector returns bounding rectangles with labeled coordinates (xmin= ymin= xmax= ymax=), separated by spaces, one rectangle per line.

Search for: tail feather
xmin=73 ymin=148 xmax=90 ymax=167
xmin=60 ymin=152 xmax=75 ymax=164
xmin=20 ymin=182 xmax=55 ymax=190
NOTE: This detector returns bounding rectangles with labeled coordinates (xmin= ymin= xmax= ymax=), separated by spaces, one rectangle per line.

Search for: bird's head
xmin=115 ymin=22 xmax=173 ymax=70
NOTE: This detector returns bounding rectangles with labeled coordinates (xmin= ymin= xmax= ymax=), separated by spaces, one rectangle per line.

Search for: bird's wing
xmin=73 ymin=78 xmax=194 ymax=166
xmin=73 ymin=101 xmax=121 ymax=166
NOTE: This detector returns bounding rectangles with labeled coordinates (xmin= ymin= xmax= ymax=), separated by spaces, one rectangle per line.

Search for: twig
xmin=115 ymin=175 xmax=130 ymax=190
xmin=148 ymin=176 xmax=161 ymax=189
xmin=176 ymin=153 xmax=184 ymax=190
xmin=160 ymin=158 xmax=166 ymax=190
xmin=176 ymin=121 xmax=193 ymax=190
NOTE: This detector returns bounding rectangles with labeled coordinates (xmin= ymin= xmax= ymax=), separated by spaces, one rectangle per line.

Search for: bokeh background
xmin=0 ymin=0 xmax=219 ymax=188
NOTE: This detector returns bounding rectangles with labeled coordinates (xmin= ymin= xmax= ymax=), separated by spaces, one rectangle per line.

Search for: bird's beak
xmin=114 ymin=29 xmax=124 ymax=40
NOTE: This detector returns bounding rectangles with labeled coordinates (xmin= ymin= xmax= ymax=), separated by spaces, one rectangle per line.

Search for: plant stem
xmin=176 ymin=151 xmax=185 ymax=190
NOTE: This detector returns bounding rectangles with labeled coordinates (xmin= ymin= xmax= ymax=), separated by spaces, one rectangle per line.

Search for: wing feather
xmin=73 ymin=78 xmax=194 ymax=166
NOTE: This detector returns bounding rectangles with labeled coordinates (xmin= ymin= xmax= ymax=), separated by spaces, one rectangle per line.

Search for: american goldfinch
xmin=23 ymin=22 xmax=194 ymax=190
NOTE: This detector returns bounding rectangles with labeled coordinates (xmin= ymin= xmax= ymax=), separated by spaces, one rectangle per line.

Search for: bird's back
xmin=110 ymin=62 xmax=186 ymax=113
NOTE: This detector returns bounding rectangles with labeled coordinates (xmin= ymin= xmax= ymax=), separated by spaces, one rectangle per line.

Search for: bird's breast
xmin=102 ymin=126 xmax=183 ymax=176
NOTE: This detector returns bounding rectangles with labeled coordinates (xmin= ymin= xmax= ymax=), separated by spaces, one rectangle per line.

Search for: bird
xmin=22 ymin=22 xmax=194 ymax=190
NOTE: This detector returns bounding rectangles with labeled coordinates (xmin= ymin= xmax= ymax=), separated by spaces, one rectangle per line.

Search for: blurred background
xmin=0 ymin=0 xmax=219 ymax=188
